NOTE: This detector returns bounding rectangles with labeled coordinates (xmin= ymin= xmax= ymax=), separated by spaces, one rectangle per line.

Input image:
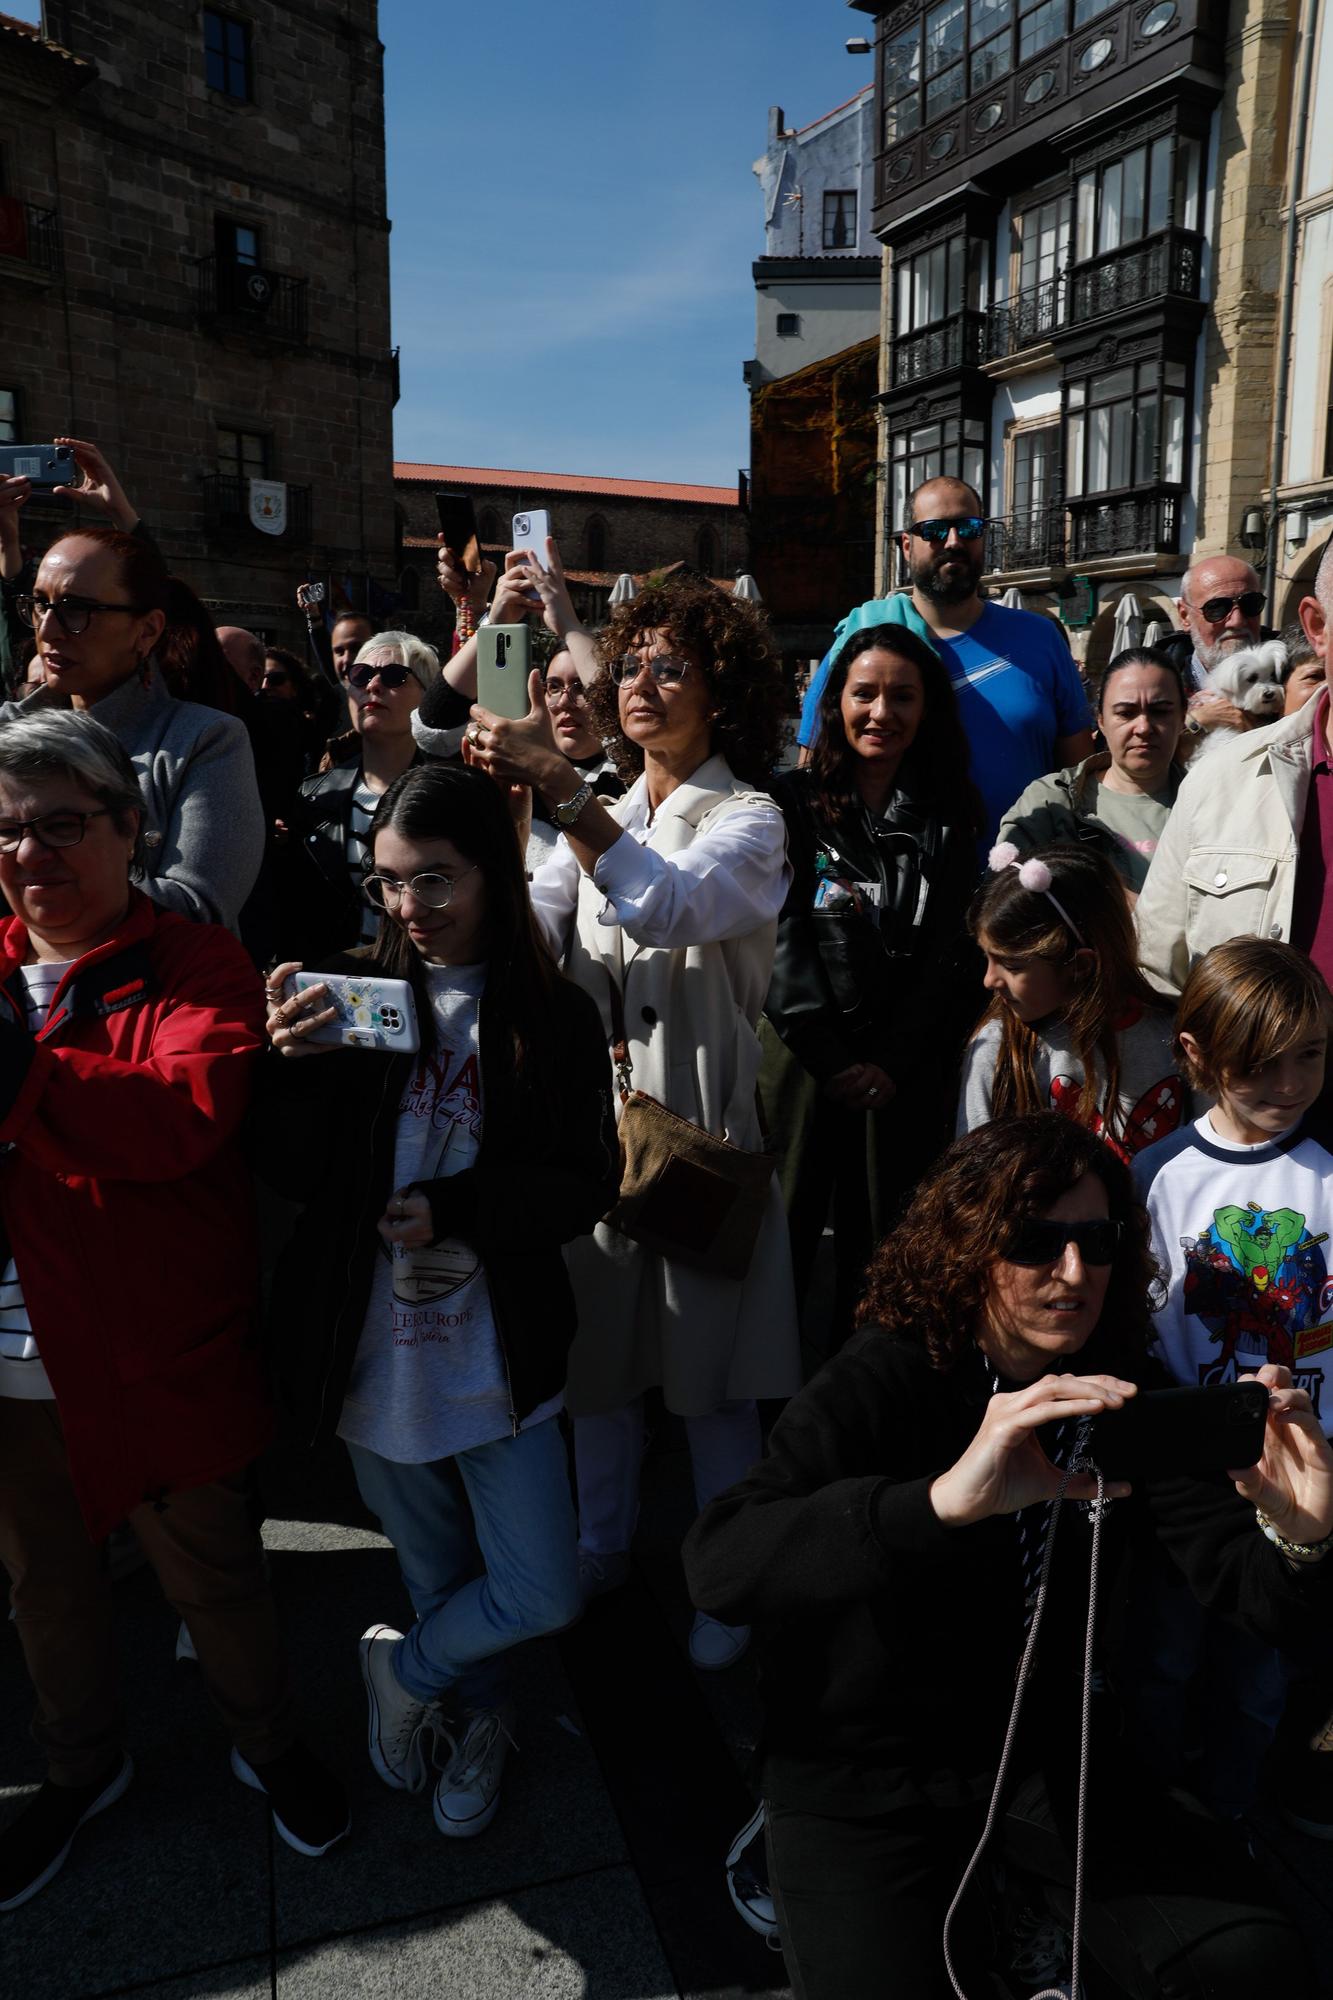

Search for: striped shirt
xmin=0 ymin=959 xmax=70 ymax=1400
xmin=346 ymin=778 xmax=380 ymax=945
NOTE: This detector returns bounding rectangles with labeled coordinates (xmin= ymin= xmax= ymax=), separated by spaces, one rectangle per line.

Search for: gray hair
xmin=0 ymin=710 xmax=146 ymax=866
xmin=353 ymin=630 xmax=441 ymax=691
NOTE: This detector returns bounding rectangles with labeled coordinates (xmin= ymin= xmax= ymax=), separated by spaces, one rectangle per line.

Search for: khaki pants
xmin=0 ymin=1399 xmax=293 ymax=1786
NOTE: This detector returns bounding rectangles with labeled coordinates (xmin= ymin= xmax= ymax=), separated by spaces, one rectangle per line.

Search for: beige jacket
xmin=1135 ymin=700 xmax=1316 ymax=997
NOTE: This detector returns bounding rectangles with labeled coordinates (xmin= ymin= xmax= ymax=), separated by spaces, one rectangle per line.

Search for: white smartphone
xmin=476 ymin=624 xmax=533 ymax=719
xmin=511 ymin=508 xmax=551 ymax=571
xmin=283 ymin=970 xmax=420 ymax=1053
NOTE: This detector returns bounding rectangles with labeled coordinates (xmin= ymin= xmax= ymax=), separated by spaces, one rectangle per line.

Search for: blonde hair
xmin=1175 ymin=939 xmax=1332 ymax=1094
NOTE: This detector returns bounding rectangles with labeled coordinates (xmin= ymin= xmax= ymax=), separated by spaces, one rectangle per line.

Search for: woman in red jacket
xmin=0 ymin=710 xmax=348 ymax=1910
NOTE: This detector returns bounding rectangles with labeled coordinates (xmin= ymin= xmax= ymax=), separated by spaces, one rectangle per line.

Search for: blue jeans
xmin=347 ymin=1418 xmax=581 ymax=1707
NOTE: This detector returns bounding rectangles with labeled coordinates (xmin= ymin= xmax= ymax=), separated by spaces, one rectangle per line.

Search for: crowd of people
xmin=3 ymin=443 xmax=1333 ymax=1999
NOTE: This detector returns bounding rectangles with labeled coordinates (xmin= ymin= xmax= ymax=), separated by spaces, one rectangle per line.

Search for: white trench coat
xmin=529 ymin=753 xmax=803 ymax=1417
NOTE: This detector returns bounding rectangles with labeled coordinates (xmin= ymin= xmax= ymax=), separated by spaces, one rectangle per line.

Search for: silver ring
xmin=866 ymin=1086 xmax=878 ymax=1099
xmin=467 ymin=723 xmax=482 ymax=745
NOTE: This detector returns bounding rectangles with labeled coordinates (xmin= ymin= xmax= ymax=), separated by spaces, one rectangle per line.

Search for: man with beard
xmin=1159 ymin=553 xmax=1273 ymax=749
xmin=797 ymin=476 xmax=1093 ymax=842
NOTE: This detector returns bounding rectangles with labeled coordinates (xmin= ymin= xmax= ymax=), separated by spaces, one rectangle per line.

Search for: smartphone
xmin=436 ymin=491 xmax=482 ymax=574
xmin=511 ymin=508 xmax=551 ymax=572
xmin=476 ymin=624 xmax=533 ymax=719
xmin=297 ymin=580 xmax=325 ymax=609
xmin=1088 ymin=1382 xmax=1269 ymax=1483
xmin=282 ymin=970 xmax=420 ymax=1053
xmin=0 ymin=443 xmax=75 ymax=488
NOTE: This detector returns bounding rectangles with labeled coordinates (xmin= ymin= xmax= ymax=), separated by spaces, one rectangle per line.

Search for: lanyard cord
xmin=942 ymin=1431 xmax=1106 ymax=2000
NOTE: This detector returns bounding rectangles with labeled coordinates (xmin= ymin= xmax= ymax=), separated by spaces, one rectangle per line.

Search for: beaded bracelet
xmin=454 ymin=599 xmax=477 ymax=641
xmin=1256 ymin=1509 xmax=1333 ymax=1563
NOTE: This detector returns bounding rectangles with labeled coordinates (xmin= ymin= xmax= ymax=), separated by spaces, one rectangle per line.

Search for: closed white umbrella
xmin=1112 ymin=592 xmax=1144 ymax=654
xmin=999 ymin=586 xmax=1025 ymax=609
xmin=608 ymin=573 xmax=637 ymax=606
xmin=1143 ymin=619 xmax=1168 ymax=648
xmin=733 ymin=574 xmax=763 ymax=602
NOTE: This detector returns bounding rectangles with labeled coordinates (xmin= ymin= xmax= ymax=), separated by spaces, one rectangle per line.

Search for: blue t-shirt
xmin=799 ymin=601 xmax=1091 ymax=843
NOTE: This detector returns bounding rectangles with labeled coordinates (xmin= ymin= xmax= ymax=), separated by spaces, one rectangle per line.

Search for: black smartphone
xmin=0 ymin=443 xmax=75 ymax=488
xmin=435 ymin=491 xmax=481 ymax=574
xmin=1088 ymin=1382 xmax=1269 ymax=1482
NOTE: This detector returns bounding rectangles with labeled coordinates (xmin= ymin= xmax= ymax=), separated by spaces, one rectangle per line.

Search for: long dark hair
xmin=366 ymin=764 xmax=563 ymax=1098
xmin=808 ymin=622 xmax=984 ymax=834
xmin=855 ymin=1113 xmax=1159 ymax=1370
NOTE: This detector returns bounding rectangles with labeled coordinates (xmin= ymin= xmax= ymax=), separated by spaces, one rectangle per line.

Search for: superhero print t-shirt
xmin=1134 ymin=1112 xmax=1333 ymax=1431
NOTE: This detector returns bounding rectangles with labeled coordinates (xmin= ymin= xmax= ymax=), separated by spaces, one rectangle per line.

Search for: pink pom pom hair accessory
xmin=986 ymin=841 xmax=1087 ymax=946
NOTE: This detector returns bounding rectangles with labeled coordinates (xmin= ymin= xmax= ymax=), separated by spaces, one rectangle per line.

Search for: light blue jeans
xmin=347 ymin=1417 xmax=581 ymax=1706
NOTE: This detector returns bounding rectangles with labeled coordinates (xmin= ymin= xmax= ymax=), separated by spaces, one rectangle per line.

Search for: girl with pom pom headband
xmin=957 ymin=842 xmax=1186 ymax=1158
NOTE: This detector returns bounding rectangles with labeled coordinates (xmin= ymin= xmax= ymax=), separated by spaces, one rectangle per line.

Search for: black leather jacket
xmin=763 ymin=768 xmax=978 ymax=1087
xmin=279 ymin=754 xmax=420 ymax=965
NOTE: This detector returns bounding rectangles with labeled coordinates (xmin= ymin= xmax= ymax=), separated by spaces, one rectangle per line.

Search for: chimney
xmin=768 ymin=106 xmax=785 ymax=146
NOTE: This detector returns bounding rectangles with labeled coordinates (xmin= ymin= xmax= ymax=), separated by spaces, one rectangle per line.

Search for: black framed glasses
xmin=908 ymin=517 xmax=987 ymax=544
xmin=609 ymin=654 xmax=692 ymax=687
xmin=543 ymin=677 xmax=588 ymax=706
xmin=363 ymin=865 xmax=478 ymax=911
xmin=17 ymin=593 xmax=149 ymax=637
xmin=348 ymin=662 xmax=413 ymax=691
xmin=1195 ymin=591 xmax=1265 ymax=624
xmin=0 ymin=808 xmax=111 ymax=853
xmin=1004 ymin=1218 xmax=1122 ymax=1268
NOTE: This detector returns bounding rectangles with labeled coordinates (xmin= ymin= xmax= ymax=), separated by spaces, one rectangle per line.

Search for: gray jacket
xmin=0 ymin=666 xmax=264 ymax=930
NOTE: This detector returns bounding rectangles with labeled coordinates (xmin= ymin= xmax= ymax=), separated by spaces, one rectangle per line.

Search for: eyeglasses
xmin=363 ymin=865 xmax=477 ymax=911
xmin=609 ymin=654 xmax=692 ymax=687
xmin=0 ymin=808 xmax=111 ymax=853
xmin=908 ymin=517 xmax=987 ymax=544
xmin=17 ymin=593 xmax=149 ymax=637
xmin=1193 ymin=590 xmax=1265 ymax=625
xmin=348 ymin=662 xmax=413 ymax=691
xmin=1003 ymin=1218 xmax=1122 ymax=1268
xmin=543 ymin=678 xmax=588 ymax=706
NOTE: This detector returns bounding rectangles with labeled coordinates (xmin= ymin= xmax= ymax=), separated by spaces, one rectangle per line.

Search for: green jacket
xmin=998 ymin=752 xmax=1185 ymax=892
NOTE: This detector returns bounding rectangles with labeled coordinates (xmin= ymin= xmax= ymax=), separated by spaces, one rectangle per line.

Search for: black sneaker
xmin=0 ymin=1754 xmax=133 ymax=1911
xmin=230 ymin=1742 xmax=350 ymax=1857
xmin=725 ymin=1801 xmax=781 ymax=1946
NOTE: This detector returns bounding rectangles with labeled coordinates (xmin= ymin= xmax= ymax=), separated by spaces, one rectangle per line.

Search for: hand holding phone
xmin=1089 ymin=1382 xmax=1268 ymax=1482
xmin=437 ymin=491 xmax=482 ymax=576
xmin=297 ymin=581 xmax=325 ymax=613
xmin=476 ymin=625 xmax=533 ymax=719
xmin=0 ymin=444 xmax=76 ymax=490
xmin=281 ymin=969 xmax=421 ymax=1053
xmin=511 ymin=509 xmax=552 ymax=572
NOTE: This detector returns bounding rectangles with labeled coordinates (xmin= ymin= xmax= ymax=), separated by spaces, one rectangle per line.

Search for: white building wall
xmin=754 ymin=277 xmax=881 ymax=381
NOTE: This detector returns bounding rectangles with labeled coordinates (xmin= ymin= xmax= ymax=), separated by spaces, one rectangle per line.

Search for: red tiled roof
xmin=394 ymin=462 xmax=738 ymax=508
xmin=400 ymin=539 xmax=733 ymax=588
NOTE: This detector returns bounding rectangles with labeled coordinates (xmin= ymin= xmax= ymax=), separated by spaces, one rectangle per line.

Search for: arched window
xmin=696 ymin=525 xmax=718 ymax=574
xmin=478 ymin=507 xmax=501 ymax=546
xmin=586 ymin=515 xmax=608 ymax=570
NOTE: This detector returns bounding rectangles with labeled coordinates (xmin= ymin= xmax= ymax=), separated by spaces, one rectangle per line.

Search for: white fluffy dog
xmin=1191 ymin=639 xmax=1288 ymax=756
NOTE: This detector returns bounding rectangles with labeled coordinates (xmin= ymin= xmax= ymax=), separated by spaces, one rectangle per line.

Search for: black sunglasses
xmin=908 ymin=516 xmax=987 ymax=544
xmin=1195 ymin=590 xmax=1265 ymax=624
xmin=1004 ymin=1218 xmax=1122 ymax=1268
xmin=348 ymin=662 xmax=413 ymax=690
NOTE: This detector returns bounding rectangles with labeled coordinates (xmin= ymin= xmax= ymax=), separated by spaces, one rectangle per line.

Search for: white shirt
xmin=528 ymin=782 xmax=790 ymax=954
xmin=0 ymin=960 xmax=71 ymax=1400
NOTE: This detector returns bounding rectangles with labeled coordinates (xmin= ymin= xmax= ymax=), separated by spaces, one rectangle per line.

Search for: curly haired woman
xmin=685 ymin=1114 xmax=1333 ymax=2000
xmin=465 ymin=577 xmax=801 ymax=1671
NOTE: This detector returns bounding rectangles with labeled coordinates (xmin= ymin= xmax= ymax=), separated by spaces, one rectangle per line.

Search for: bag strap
xmin=602 ymin=964 xmax=633 ymax=1103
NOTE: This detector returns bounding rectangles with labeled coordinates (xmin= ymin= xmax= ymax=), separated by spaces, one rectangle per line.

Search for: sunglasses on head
xmin=348 ymin=662 xmax=413 ymax=690
xmin=1195 ymin=590 xmax=1265 ymax=624
xmin=1004 ymin=1218 xmax=1122 ymax=1268
xmin=909 ymin=516 xmax=987 ymax=544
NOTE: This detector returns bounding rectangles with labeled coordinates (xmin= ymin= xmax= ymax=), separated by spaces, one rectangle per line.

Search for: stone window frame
xmin=203 ymin=9 xmax=253 ymax=104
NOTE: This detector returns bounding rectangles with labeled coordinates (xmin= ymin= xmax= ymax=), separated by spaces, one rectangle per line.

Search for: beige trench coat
xmin=542 ymin=755 xmax=802 ymax=1418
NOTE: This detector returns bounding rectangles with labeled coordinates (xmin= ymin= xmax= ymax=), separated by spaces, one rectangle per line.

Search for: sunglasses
xmin=348 ymin=662 xmax=413 ymax=691
xmin=1194 ymin=590 xmax=1266 ymax=624
xmin=908 ymin=517 xmax=987 ymax=544
xmin=1004 ymin=1218 xmax=1122 ymax=1268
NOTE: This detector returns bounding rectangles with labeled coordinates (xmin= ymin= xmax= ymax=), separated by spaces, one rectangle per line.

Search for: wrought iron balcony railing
xmin=201 ymin=474 xmax=311 ymax=540
xmin=1065 ymin=489 xmax=1180 ymax=562
xmin=985 ymin=508 xmax=1066 ymax=572
xmin=0 ymin=200 xmax=62 ymax=275
xmin=984 ymin=276 xmax=1065 ymax=362
xmin=1070 ymin=227 xmax=1202 ymax=326
xmin=194 ymin=256 xmax=309 ymax=343
xmin=891 ymin=309 xmax=986 ymax=386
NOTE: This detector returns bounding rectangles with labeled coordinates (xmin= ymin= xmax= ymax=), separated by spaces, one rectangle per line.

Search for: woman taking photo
xmin=762 ymin=621 xmax=983 ymax=1350
xmin=2 ymin=526 xmax=263 ymax=930
xmin=261 ymin=762 xmax=617 ymax=1843
xmin=998 ymin=648 xmax=1188 ymax=901
xmin=685 ymin=1114 xmax=1333 ymax=1999
xmin=466 ymin=577 xmax=802 ymax=1671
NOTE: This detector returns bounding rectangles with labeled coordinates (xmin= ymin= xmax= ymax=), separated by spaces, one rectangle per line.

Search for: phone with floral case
xmin=283 ymin=971 xmax=420 ymax=1053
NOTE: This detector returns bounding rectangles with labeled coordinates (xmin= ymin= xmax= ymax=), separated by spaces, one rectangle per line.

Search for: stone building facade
xmin=0 ymin=2 xmax=396 ymax=643
xmin=393 ymin=462 xmax=746 ymax=645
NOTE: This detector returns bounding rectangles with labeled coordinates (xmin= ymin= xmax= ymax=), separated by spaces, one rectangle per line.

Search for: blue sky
xmin=11 ymin=1 xmax=866 ymax=484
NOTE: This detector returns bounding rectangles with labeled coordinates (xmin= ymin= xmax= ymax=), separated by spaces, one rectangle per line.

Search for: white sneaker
xmin=358 ymin=1624 xmax=440 ymax=1793
xmin=577 ymin=1548 xmax=630 ymax=1601
xmin=432 ymin=1706 xmax=515 ymax=1839
xmin=689 ymin=1610 xmax=750 ymax=1671
xmin=725 ymin=1801 xmax=781 ymax=1944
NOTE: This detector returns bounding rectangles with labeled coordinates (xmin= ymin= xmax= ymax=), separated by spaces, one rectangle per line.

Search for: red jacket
xmin=0 ymin=893 xmax=270 ymax=1540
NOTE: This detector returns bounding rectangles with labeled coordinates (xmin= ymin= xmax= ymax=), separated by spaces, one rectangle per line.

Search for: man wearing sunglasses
xmin=1138 ymin=537 xmax=1333 ymax=997
xmin=798 ymin=476 xmax=1093 ymax=845
xmin=1159 ymin=555 xmax=1275 ymax=748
